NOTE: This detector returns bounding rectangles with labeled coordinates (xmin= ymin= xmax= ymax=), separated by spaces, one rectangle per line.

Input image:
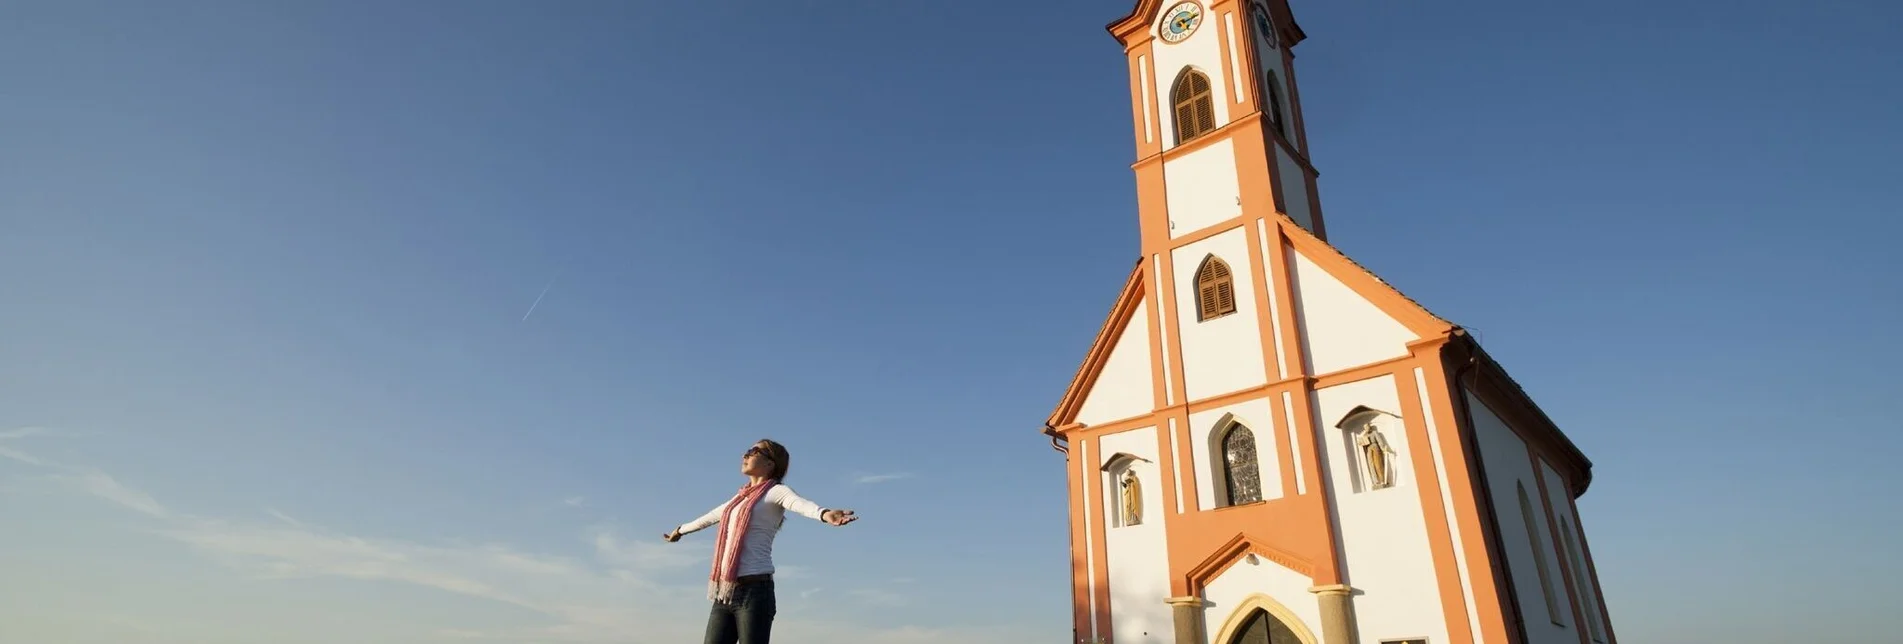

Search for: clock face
xmin=1251 ymin=1 xmax=1278 ymax=49
xmin=1159 ymin=2 xmax=1203 ymax=44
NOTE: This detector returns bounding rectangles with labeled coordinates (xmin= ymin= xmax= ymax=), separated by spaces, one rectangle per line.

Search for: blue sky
xmin=2 ymin=0 xmax=1899 ymax=642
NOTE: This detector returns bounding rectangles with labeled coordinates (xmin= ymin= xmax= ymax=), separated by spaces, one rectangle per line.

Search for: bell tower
xmin=1111 ymin=0 xmax=1325 ymax=257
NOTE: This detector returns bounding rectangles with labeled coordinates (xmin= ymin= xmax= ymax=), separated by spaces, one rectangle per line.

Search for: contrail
xmin=522 ymin=279 xmax=554 ymax=321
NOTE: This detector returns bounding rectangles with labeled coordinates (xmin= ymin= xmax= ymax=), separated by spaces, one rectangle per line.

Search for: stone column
xmin=1165 ymin=596 xmax=1206 ymax=644
xmin=1307 ymin=584 xmax=1358 ymax=644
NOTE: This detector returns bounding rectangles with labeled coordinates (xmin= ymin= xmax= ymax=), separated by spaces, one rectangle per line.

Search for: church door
xmin=1227 ymin=608 xmax=1304 ymax=644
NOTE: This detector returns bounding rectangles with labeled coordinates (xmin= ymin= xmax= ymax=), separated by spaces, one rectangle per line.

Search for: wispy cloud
xmin=848 ymin=588 xmax=907 ymax=606
xmin=562 ymin=496 xmax=587 ymax=507
xmin=590 ymin=528 xmax=701 ymax=571
xmin=0 ymin=427 xmax=54 ymax=466
xmin=1 ymin=431 xmax=700 ymax=641
xmin=0 ymin=444 xmax=44 ymax=466
xmin=2 ymin=427 xmax=167 ymax=517
xmin=0 ymin=426 xmax=58 ymax=440
xmin=852 ymin=472 xmax=913 ymax=484
xmin=123 ymin=502 xmax=707 ymax=643
xmin=60 ymin=468 xmax=169 ymax=517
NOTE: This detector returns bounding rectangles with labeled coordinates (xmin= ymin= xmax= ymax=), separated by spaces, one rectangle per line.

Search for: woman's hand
xmin=821 ymin=509 xmax=858 ymax=526
xmin=662 ymin=529 xmax=682 ymax=542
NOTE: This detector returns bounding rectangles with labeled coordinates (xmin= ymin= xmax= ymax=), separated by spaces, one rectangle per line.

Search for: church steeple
xmin=1106 ymin=0 xmax=1326 ymax=248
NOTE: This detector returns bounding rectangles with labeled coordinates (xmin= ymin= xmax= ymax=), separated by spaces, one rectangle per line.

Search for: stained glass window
xmin=1221 ymin=424 xmax=1262 ymax=505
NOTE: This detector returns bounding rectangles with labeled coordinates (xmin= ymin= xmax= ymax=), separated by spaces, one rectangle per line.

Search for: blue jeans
xmin=702 ymin=579 xmax=776 ymax=644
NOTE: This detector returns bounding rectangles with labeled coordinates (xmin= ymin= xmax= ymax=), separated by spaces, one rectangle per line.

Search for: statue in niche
xmin=1354 ymin=422 xmax=1397 ymax=490
xmin=1119 ymin=469 xmax=1143 ymax=527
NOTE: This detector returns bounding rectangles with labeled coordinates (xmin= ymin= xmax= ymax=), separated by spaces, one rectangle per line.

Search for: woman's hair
xmin=756 ymin=439 xmax=790 ymax=481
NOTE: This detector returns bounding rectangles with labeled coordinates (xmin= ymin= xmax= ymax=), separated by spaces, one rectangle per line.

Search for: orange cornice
xmin=1106 ymin=0 xmax=1165 ymax=43
xmin=1110 ymin=0 xmax=1307 ymax=47
xmin=1046 ymin=260 xmax=1149 ymax=432
xmin=1185 ymin=531 xmax=1317 ymax=593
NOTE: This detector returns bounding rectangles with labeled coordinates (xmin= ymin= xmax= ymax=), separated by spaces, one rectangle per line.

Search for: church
xmin=1041 ymin=2 xmax=1617 ymax=644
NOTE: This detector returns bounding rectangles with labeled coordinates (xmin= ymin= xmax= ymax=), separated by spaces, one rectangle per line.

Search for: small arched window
xmin=1220 ymin=423 xmax=1263 ymax=505
xmin=1172 ymin=69 xmax=1218 ymax=143
xmin=1195 ymin=255 xmax=1238 ymax=321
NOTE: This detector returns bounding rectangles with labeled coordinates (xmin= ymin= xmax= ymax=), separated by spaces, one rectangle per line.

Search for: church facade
xmin=1042 ymin=2 xmax=1617 ymax=644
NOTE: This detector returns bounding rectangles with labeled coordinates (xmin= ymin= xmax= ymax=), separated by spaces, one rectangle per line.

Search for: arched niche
xmin=1100 ymin=452 xmax=1153 ymax=529
xmin=1333 ymin=404 xmax=1405 ymax=494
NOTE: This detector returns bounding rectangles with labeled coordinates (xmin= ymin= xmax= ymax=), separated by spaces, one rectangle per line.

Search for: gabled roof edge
xmin=1273 ymin=213 xmax=1455 ymax=336
xmin=1045 ymin=259 xmax=1148 ymax=433
xmin=1448 ymin=328 xmax=1596 ymax=497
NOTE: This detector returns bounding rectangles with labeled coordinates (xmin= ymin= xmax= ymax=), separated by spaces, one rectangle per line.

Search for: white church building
xmin=1042 ymin=2 xmax=1618 ymax=644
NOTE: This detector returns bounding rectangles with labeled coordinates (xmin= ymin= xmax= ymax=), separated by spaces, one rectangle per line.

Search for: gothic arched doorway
xmin=1227 ymin=607 xmax=1304 ymax=644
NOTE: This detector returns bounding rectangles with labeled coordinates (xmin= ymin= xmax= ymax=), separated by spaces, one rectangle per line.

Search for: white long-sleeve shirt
xmin=676 ymin=485 xmax=829 ymax=577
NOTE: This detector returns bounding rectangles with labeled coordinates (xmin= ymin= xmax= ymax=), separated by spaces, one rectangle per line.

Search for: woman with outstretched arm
xmin=663 ymin=439 xmax=858 ymax=644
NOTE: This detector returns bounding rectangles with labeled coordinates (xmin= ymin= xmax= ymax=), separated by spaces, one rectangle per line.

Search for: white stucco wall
xmin=1311 ymin=376 xmax=1450 ymax=644
xmin=1076 ymin=296 xmax=1156 ymax=427
xmin=1187 ymin=397 xmax=1283 ymax=510
xmin=1098 ymin=427 xmax=1174 ymax=644
xmin=1164 ymin=138 xmax=1243 ymax=237
xmin=1540 ymin=463 xmax=1606 ymax=643
xmin=1201 ymin=554 xmax=1323 ymax=644
xmin=1274 ymin=146 xmax=1313 ymax=232
xmin=1172 ymin=228 xmax=1270 ymax=402
xmin=1151 ymin=2 xmax=1235 ymax=149
xmin=1286 ymin=248 xmax=1415 ymax=375
xmin=1466 ymin=391 xmax=1576 ymax=644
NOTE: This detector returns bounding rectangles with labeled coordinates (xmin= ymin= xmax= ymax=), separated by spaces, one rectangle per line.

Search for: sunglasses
xmin=744 ymin=447 xmax=775 ymax=461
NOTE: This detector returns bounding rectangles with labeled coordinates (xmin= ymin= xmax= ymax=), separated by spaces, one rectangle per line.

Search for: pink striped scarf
xmin=707 ymin=479 xmax=778 ymax=602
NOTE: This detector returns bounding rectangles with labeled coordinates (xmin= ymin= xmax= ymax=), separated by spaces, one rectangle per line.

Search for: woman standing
xmin=663 ymin=439 xmax=858 ymax=644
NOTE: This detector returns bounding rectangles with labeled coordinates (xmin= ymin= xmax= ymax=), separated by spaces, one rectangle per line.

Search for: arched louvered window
xmin=1220 ymin=423 xmax=1263 ymax=505
xmin=1195 ymin=255 xmax=1238 ymax=321
xmin=1172 ymin=69 xmax=1217 ymax=143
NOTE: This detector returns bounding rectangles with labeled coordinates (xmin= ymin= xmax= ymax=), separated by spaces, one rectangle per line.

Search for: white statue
xmin=1354 ymin=423 xmax=1397 ymax=489
xmin=1119 ymin=469 xmax=1143 ymax=527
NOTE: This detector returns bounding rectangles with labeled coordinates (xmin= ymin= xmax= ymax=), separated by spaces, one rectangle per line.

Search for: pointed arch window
xmin=1195 ymin=255 xmax=1238 ymax=321
xmin=1228 ymin=607 xmax=1305 ymax=644
xmin=1172 ymin=69 xmax=1217 ymax=143
xmin=1220 ymin=423 xmax=1263 ymax=505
